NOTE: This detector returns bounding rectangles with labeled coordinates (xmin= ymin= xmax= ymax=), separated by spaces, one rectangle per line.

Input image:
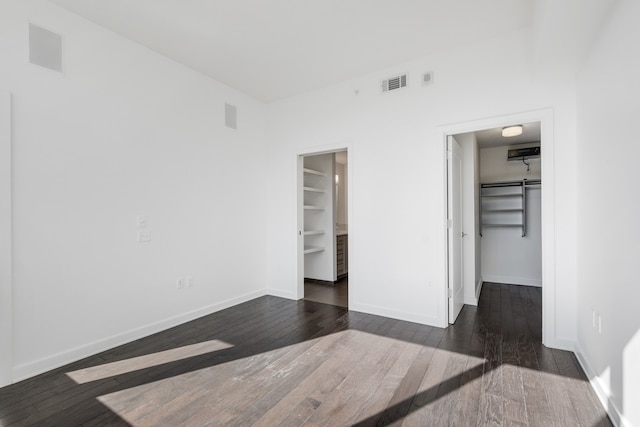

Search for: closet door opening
xmin=298 ymin=149 xmax=349 ymax=308
xmin=476 ymin=123 xmax=542 ymax=291
xmin=447 ymin=121 xmax=543 ymax=324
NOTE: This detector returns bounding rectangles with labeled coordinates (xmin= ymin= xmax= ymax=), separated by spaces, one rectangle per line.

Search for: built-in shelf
xmin=304 ymin=246 xmax=325 ymax=254
xmin=303 ymin=155 xmax=333 ymax=277
xmin=303 ymin=186 xmax=325 ymax=193
xmin=481 ymin=180 xmax=527 ymax=237
xmin=303 ymin=168 xmax=325 ymax=176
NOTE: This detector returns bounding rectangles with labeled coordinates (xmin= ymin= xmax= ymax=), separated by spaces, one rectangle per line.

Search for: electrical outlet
xmin=176 ymin=277 xmax=185 ymax=289
xmin=137 ymin=230 xmax=151 ymax=243
xmin=186 ymin=276 xmax=194 ymax=288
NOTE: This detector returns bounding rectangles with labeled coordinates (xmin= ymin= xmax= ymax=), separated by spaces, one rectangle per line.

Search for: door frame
xmin=441 ymin=108 xmax=557 ymax=348
xmin=295 ymin=143 xmax=352 ymax=301
xmin=1 ymin=92 xmax=13 ymax=387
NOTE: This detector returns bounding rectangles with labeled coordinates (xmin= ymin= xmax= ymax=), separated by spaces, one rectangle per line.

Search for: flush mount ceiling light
xmin=502 ymin=125 xmax=523 ymax=137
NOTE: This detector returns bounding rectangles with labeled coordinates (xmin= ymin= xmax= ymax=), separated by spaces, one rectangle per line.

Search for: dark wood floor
xmin=304 ymin=277 xmax=348 ymax=307
xmin=0 ymin=283 xmax=611 ymax=426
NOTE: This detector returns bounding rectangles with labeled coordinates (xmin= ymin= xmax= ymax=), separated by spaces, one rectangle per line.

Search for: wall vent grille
xmin=225 ymin=103 xmax=237 ymax=130
xmin=381 ymin=74 xmax=407 ymax=92
xmin=29 ymin=23 xmax=62 ymax=72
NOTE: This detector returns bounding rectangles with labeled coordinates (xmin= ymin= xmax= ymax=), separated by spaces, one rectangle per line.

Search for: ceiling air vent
xmin=381 ymin=74 xmax=407 ymax=92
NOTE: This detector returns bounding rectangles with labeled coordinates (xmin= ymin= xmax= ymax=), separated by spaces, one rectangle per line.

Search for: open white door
xmin=447 ymin=136 xmax=464 ymax=323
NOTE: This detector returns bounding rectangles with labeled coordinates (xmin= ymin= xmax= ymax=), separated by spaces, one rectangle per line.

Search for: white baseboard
xmin=349 ymin=302 xmax=445 ymax=328
xmin=266 ymin=288 xmax=297 ymax=300
xmin=12 ymin=289 xmax=266 ymax=383
xmin=464 ymin=279 xmax=484 ymax=306
xmin=482 ymin=275 xmax=541 ymax=287
xmin=545 ymin=337 xmax=574 ymax=352
xmin=574 ymin=344 xmax=627 ymax=427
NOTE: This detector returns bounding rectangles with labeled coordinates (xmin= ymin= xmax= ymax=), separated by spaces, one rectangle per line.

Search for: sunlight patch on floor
xmin=66 ymin=339 xmax=233 ymax=384
xmin=92 ymin=330 xmax=487 ymax=426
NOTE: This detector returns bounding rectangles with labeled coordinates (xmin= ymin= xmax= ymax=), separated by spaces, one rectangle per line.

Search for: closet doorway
xmin=297 ymin=149 xmax=349 ymax=308
xmin=476 ymin=124 xmax=542 ymax=289
xmin=443 ymin=110 xmax=557 ymax=347
xmin=448 ymin=122 xmax=542 ymax=314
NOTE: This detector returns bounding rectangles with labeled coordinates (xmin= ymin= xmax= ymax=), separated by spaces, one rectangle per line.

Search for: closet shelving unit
xmin=303 ymin=167 xmax=327 ymax=254
xmin=480 ymin=179 xmax=541 ymax=237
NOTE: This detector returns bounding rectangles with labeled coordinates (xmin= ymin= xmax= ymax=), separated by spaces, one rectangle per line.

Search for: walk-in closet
xmin=478 ymin=124 xmax=542 ymax=288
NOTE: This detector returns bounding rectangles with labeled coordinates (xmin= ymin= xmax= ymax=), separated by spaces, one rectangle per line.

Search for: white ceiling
xmin=50 ymin=0 xmax=534 ymax=102
xmin=475 ymin=122 xmax=541 ymax=149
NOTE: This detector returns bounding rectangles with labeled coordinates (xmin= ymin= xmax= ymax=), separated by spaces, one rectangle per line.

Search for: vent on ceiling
xmin=381 ymin=74 xmax=407 ymax=92
xmin=29 ymin=23 xmax=62 ymax=73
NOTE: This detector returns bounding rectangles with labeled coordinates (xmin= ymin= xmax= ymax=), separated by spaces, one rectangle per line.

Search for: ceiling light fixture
xmin=502 ymin=125 xmax=523 ymax=137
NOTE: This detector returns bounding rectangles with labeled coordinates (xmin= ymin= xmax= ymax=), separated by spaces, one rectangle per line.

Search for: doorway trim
xmin=440 ymin=108 xmax=557 ymax=348
xmin=1 ymin=92 xmax=13 ymax=387
xmin=295 ymin=143 xmax=352 ymax=302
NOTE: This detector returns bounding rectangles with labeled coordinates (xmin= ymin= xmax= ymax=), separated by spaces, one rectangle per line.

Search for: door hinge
xmin=448 ymin=288 xmax=453 ymax=298
xmin=446 ymin=219 xmax=452 ymax=229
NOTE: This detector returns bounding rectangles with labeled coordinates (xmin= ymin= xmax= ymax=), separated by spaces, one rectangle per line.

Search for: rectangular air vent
xmin=29 ymin=23 xmax=62 ymax=72
xmin=381 ymin=74 xmax=407 ymax=92
xmin=225 ymin=103 xmax=237 ymax=130
xmin=507 ymin=146 xmax=540 ymax=160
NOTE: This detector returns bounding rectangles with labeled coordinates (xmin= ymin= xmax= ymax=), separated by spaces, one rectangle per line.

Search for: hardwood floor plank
xmin=301 ymin=330 xmax=407 ymax=426
xmin=349 ymin=335 xmax=423 ymax=425
xmin=368 ymin=330 xmax=437 ymax=425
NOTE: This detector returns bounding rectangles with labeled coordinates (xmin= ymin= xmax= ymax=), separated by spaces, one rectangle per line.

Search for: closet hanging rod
xmin=481 ymin=179 xmax=541 ymax=188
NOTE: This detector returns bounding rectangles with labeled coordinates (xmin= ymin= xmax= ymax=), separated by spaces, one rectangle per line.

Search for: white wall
xmin=480 ymin=143 xmax=541 ymax=182
xmin=575 ymin=0 xmax=640 ymax=425
xmin=0 ymin=0 xmax=268 ymax=381
xmin=480 ymin=145 xmax=542 ymax=287
xmin=266 ymin=27 xmax=578 ymax=340
xmin=0 ymin=92 xmax=12 ymax=387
